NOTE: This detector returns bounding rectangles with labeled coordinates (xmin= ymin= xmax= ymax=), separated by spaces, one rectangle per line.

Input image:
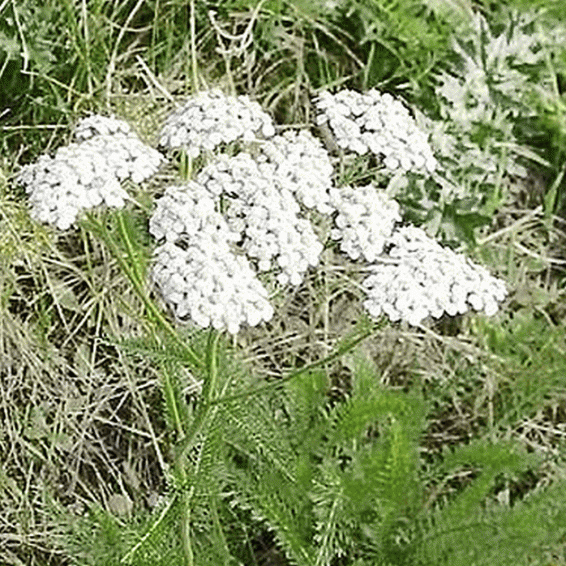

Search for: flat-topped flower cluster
xmin=258 ymin=130 xmax=335 ymax=214
xmin=315 ymin=89 xmax=438 ymax=175
xmin=195 ymin=151 xmax=325 ymax=285
xmin=159 ymin=89 xmax=276 ymax=157
xmin=16 ymin=88 xmax=508 ymax=334
xmin=362 ymin=226 xmax=508 ymax=326
xmin=328 ymin=184 xmax=402 ymax=262
xmin=16 ymin=115 xmax=163 ymax=229
xmin=150 ymin=182 xmax=274 ymax=335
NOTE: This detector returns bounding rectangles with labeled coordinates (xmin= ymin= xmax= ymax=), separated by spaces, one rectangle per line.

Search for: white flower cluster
xmin=152 ymin=241 xmax=274 ymax=334
xmin=16 ymin=128 xmax=164 ymax=230
xmin=149 ymin=86 xmax=507 ymax=331
xmin=315 ymin=89 xmax=437 ymax=174
xmin=159 ymin=89 xmax=276 ymax=157
xmin=362 ymin=225 xmax=507 ymax=326
xmin=150 ymin=183 xmax=274 ymax=334
xmin=149 ymin=182 xmax=221 ymax=243
xmin=258 ymin=130 xmax=334 ymax=214
xmin=328 ymin=184 xmax=402 ymax=262
xmin=74 ymin=114 xmax=133 ymax=141
xmin=197 ymin=154 xmax=324 ymax=285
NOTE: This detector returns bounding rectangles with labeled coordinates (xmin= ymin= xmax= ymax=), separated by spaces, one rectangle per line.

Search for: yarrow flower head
xmin=362 ymin=225 xmax=507 ymax=326
xmin=149 ymin=183 xmax=274 ymax=334
xmin=16 ymin=125 xmax=164 ymax=229
xmin=152 ymin=241 xmax=275 ymax=334
xmin=315 ymin=88 xmax=438 ymax=174
xmin=74 ymin=114 xmax=133 ymax=141
xmin=149 ymin=182 xmax=224 ymax=243
xmin=329 ymin=184 xmax=402 ymax=262
xmin=159 ymin=89 xmax=276 ymax=158
xmin=258 ymin=129 xmax=334 ymax=214
xmin=197 ymin=153 xmax=324 ymax=285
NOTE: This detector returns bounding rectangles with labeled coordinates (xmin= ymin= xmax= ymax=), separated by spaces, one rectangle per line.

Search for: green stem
xmin=209 ymin=317 xmax=384 ymax=409
xmin=175 ymin=329 xmax=220 ymax=565
xmin=86 ymin=212 xmax=205 ymax=371
xmin=181 ymin=486 xmax=194 ymax=566
xmin=175 ymin=329 xmax=221 ymax=462
xmin=173 ymin=449 xmax=194 ymax=566
xmin=87 ymin=212 xmax=226 ymax=565
xmin=180 ymin=150 xmax=193 ymax=180
xmin=162 ymin=359 xmax=186 ymax=439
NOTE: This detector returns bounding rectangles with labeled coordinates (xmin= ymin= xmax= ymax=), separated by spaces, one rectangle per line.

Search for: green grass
xmin=2 ymin=0 xmax=566 ymax=565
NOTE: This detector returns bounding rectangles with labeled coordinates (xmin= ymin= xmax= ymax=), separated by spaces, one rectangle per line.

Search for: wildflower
xmin=159 ymin=89 xmax=276 ymax=157
xmin=258 ymin=130 xmax=334 ymax=214
xmin=197 ymin=153 xmax=324 ymax=286
xmin=17 ymin=124 xmax=163 ymax=230
xmin=74 ymin=114 xmax=133 ymax=141
xmin=362 ymin=225 xmax=507 ymax=326
xmin=149 ymin=181 xmax=275 ymax=333
xmin=315 ymin=88 xmax=437 ymax=174
xmin=328 ymin=184 xmax=402 ymax=262
xmin=151 ymin=238 xmax=274 ymax=335
xmin=149 ymin=182 xmax=230 ymax=244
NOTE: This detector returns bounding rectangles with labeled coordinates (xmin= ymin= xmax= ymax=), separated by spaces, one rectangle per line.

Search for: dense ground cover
xmin=2 ymin=0 xmax=566 ymax=564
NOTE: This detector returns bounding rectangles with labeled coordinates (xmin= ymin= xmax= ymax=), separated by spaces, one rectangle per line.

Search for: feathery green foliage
xmin=416 ymin=443 xmax=566 ymax=566
xmin=54 ymin=338 xmax=566 ymax=565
